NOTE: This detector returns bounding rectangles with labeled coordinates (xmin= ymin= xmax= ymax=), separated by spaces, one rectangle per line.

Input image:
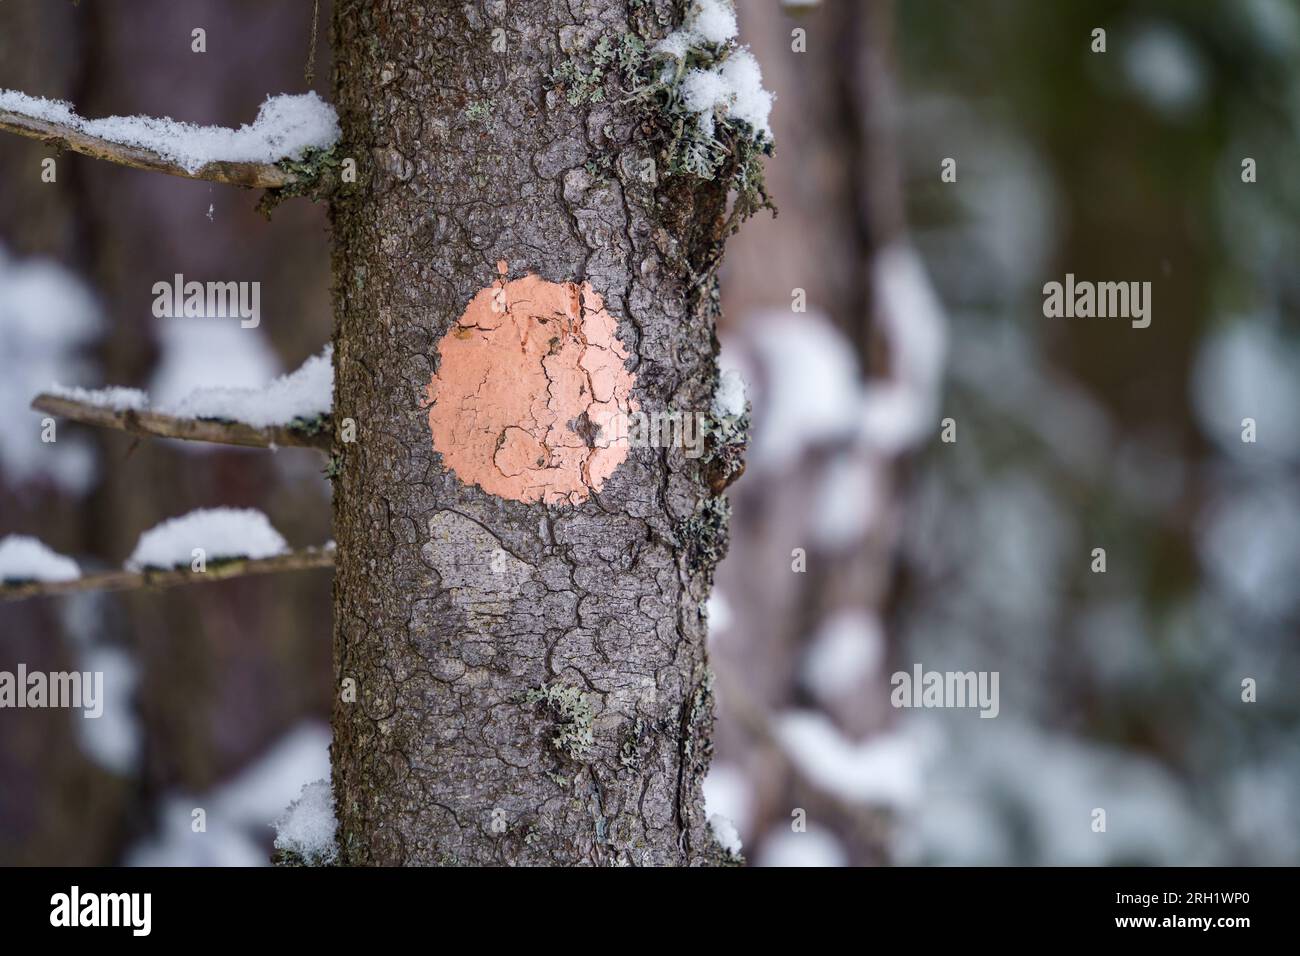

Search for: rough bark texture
xmin=329 ymin=0 xmax=740 ymax=865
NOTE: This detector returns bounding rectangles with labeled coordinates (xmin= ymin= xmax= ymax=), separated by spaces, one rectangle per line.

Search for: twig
xmin=0 ymin=107 xmax=298 ymax=188
xmin=31 ymin=393 xmax=332 ymax=451
xmin=305 ymin=0 xmax=321 ymax=86
xmin=0 ymin=547 xmax=335 ymax=604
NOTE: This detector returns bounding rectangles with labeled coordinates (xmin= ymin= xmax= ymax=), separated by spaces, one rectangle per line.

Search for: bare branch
xmin=0 ymin=107 xmax=298 ymax=189
xmin=31 ymin=393 xmax=332 ymax=451
xmin=0 ymin=547 xmax=335 ymax=604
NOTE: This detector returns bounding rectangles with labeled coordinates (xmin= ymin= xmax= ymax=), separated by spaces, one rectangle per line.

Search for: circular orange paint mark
xmin=424 ymin=264 xmax=638 ymax=505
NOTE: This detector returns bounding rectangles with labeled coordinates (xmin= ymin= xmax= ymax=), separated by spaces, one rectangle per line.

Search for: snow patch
xmin=712 ymin=367 xmax=748 ymax=418
xmin=757 ymin=824 xmax=847 ymax=867
xmin=708 ymin=813 xmax=743 ymax=856
xmin=811 ymin=452 xmax=882 ymax=549
xmin=706 ymin=590 xmax=733 ymax=637
xmin=150 ymin=321 xmax=281 ymax=406
xmin=703 ymin=762 xmax=753 ymax=834
xmin=654 ymin=1 xmax=773 ymax=139
xmin=0 ymin=89 xmax=340 ymax=173
xmin=272 ymin=778 xmax=339 ymax=865
xmin=655 ymin=0 xmax=739 ymax=56
xmin=127 ymin=722 xmax=330 ymax=867
xmin=682 ymin=68 xmax=733 ymax=137
xmin=58 ymin=592 xmax=144 ymax=775
xmin=55 ymin=345 xmax=332 ymax=429
xmin=48 ymin=384 xmax=148 ymax=412
xmin=126 ymin=507 xmax=288 ymax=571
xmin=1122 ymin=23 xmax=1205 ymax=117
xmin=1193 ymin=321 xmax=1300 ymax=463
xmin=802 ymin=611 xmax=884 ymax=698
xmin=210 ymin=724 xmax=332 ymax=827
xmin=733 ymin=249 xmax=946 ymax=475
xmin=774 ymin=710 xmax=925 ymax=808
xmin=0 ymin=534 xmax=80 ymax=583
xmin=78 ymin=646 xmax=141 ymax=773
xmin=692 ymin=0 xmax=739 ymax=45
xmin=0 ymin=246 xmax=102 ymax=492
xmin=742 ymin=310 xmax=863 ymax=471
xmin=678 ymin=50 xmax=773 ymax=139
xmin=718 ymin=49 xmax=774 ymax=138
xmin=159 ymin=345 xmax=333 ymax=427
xmin=125 ymin=795 xmax=266 ymax=867
xmin=1198 ymin=479 xmax=1300 ymax=618
xmin=860 ymin=243 xmax=948 ymax=453
xmin=897 ymin=720 xmax=1211 ymax=865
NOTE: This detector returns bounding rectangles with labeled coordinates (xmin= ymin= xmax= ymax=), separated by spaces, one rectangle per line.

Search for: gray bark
xmin=329 ymin=0 xmax=743 ymax=865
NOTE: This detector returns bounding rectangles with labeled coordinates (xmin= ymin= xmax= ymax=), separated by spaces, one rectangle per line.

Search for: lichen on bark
xmin=329 ymin=0 xmax=753 ymax=866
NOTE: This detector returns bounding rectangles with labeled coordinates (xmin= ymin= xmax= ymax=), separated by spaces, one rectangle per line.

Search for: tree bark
xmin=329 ymin=0 xmax=742 ymax=865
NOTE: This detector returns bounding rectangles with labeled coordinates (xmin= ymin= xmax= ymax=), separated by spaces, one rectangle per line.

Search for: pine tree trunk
xmin=328 ymin=0 xmax=745 ymax=865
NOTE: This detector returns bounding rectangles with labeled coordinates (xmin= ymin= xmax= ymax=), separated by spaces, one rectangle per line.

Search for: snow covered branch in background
xmin=125 ymin=507 xmax=289 ymax=571
xmin=858 ymin=243 xmax=948 ymax=454
xmin=128 ymin=723 xmax=331 ymax=866
xmin=0 ymin=535 xmax=80 ymax=584
xmin=33 ymin=346 xmax=333 ymax=451
xmin=30 ymin=393 xmax=331 ymax=451
xmin=0 ymin=508 xmax=333 ymax=604
xmin=0 ymin=90 xmax=339 ymax=189
xmin=0 ymin=246 xmax=103 ymax=492
xmin=0 ymin=546 xmax=334 ymax=604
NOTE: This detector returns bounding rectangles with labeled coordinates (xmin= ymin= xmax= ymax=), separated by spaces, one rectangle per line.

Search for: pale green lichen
xmin=522 ymin=682 xmax=596 ymax=760
xmin=628 ymin=24 xmax=774 ymax=223
xmin=619 ymin=717 xmax=647 ymax=768
xmin=258 ymin=144 xmax=345 ymax=217
xmin=275 ymin=143 xmax=342 ymax=185
xmin=464 ymin=99 xmax=494 ymax=123
xmin=681 ymin=495 xmax=731 ymax=574
xmin=547 ymin=19 xmax=773 ymax=227
xmin=288 ymin=412 xmax=331 ymax=439
xmin=548 ymin=33 xmax=647 ymax=107
xmin=682 ymin=668 xmax=715 ymax=764
xmin=698 ymin=404 xmax=749 ymax=494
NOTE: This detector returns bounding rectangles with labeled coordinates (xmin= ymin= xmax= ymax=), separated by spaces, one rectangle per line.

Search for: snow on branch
xmin=0 ymin=511 xmax=334 ymax=604
xmin=0 ymin=546 xmax=334 ymax=604
xmin=32 ymin=346 xmax=334 ymax=451
xmin=0 ymin=90 xmax=339 ymax=189
xmin=0 ymin=536 xmax=80 ymax=584
xmin=125 ymin=507 xmax=290 ymax=571
xmin=30 ymin=393 xmax=331 ymax=450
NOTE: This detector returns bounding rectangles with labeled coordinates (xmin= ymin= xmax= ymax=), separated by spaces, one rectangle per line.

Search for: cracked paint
xmin=425 ymin=262 xmax=638 ymax=504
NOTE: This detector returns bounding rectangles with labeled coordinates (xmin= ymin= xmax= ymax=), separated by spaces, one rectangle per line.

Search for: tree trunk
xmin=328 ymin=0 xmax=745 ymax=865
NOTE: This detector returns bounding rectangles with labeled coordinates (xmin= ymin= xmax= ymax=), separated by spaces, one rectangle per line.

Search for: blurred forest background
xmin=2 ymin=0 xmax=1298 ymax=866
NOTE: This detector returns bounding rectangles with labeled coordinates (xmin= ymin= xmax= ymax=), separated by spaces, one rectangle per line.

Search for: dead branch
xmin=0 ymin=547 xmax=335 ymax=604
xmin=0 ymin=107 xmax=298 ymax=188
xmin=31 ymin=393 xmax=331 ymax=451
